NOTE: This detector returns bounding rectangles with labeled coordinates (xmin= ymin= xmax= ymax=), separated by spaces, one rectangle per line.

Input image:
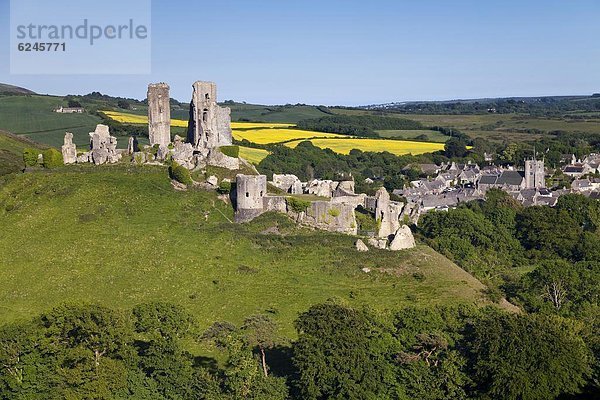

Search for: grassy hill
xmin=228 ymin=102 xmax=334 ymax=123
xmin=0 ymin=165 xmax=491 ymax=337
xmin=0 ymin=95 xmax=103 ymax=147
xmin=0 ymin=130 xmax=47 ymax=175
xmin=0 ymin=83 xmax=36 ymax=95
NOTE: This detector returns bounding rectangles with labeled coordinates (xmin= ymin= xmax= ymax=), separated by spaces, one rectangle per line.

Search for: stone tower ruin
xmin=187 ymin=81 xmax=232 ymax=150
xmin=147 ymin=83 xmax=171 ymax=146
xmin=524 ymin=158 xmax=545 ymax=189
xmin=235 ymin=174 xmax=267 ymax=223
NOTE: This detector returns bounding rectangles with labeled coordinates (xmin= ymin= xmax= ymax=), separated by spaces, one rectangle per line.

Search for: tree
xmin=444 ymin=138 xmax=468 ymax=158
xmin=242 ymin=315 xmax=278 ymax=377
xmin=67 ymin=99 xmax=82 ymax=108
xmin=292 ymin=303 xmax=396 ymax=400
xmin=117 ymin=100 xmax=131 ymax=110
xmin=468 ymin=312 xmax=591 ymax=400
xmin=133 ymin=301 xmax=196 ymax=340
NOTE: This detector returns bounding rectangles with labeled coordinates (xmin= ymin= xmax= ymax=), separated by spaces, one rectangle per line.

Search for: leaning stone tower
xmin=235 ymin=174 xmax=266 ymax=222
xmin=187 ymin=81 xmax=232 ymax=150
xmin=147 ymin=83 xmax=171 ymax=146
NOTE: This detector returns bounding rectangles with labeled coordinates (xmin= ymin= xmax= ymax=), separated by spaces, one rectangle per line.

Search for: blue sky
xmin=0 ymin=0 xmax=599 ymax=105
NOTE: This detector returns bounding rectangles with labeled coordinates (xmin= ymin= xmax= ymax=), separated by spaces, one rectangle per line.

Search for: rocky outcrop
xmin=171 ymin=141 xmax=195 ymax=169
xmin=206 ymin=175 xmax=218 ymax=186
xmin=368 ymin=238 xmax=388 ymax=250
xmin=61 ymin=132 xmax=77 ymax=164
xmin=389 ymin=225 xmax=416 ymax=251
xmin=207 ymin=148 xmax=240 ymax=170
xmin=355 ymin=239 xmax=369 ymax=252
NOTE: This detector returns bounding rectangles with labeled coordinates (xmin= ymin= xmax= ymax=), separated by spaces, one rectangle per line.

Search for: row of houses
xmin=395 ymin=156 xmax=600 ymax=214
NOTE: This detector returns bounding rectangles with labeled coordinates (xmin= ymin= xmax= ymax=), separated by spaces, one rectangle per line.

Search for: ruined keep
xmin=187 ymin=81 xmax=232 ymax=150
xmin=61 ymin=132 xmax=77 ymax=164
xmin=235 ymin=175 xmax=267 ymax=223
xmin=147 ymin=83 xmax=171 ymax=146
xmin=524 ymin=158 xmax=545 ymax=189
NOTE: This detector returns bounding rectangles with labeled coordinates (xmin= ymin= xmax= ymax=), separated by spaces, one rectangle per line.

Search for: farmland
xmin=0 ymin=95 xmax=102 ymax=147
xmin=233 ymin=128 xmax=346 ymax=144
xmin=285 ymin=137 xmax=446 ymax=156
xmin=238 ymin=146 xmax=270 ymax=164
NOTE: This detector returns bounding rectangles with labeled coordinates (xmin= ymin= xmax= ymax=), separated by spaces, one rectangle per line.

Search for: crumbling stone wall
xmin=272 ymin=174 xmax=303 ymax=194
xmin=147 ymin=83 xmax=171 ymax=146
xmin=61 ymin=132 xmax=77 ymax=164
xmin=88 ymin=124 xmax=121 ymax=165
xmin=187 ymin=81 xmax=232 ymax=150
xmin=300 ymin=201 xmax=357 ymax=235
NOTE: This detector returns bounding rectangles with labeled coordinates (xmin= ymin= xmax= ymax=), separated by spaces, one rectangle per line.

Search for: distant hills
xmin=0 ymin=83 xmax=37 ymax=95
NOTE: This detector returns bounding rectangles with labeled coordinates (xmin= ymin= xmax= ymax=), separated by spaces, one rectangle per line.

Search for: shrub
xmin=219 ymin=145 xmax=239 ymax=158
xmin=217 ymin=181 xmax=231 ymax=194
xmin=169 ymin=161 xmax=193 ymax=186
xmin=23 ymin=148 xmax=40 ymax=167
xmin=41 ymin=148 xmax=63 ymax=169
xmin=287 ymin=197 xmax=311 ymax=213
xmin=328 ymin=208 xmax=341 ymax=217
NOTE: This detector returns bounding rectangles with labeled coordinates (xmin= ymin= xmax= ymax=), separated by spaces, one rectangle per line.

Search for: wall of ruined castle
xmin=147 ymin=83 xmax=171 ymax=147
xmin=299 ymin=201 xmax=357 ymax=235
xmin=187 ymin=81 xmax=232 ymax=150
xmin=235 ymin=174 xmax=267 ymax=223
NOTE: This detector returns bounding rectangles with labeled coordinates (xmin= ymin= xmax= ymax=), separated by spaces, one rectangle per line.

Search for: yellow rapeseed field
xmin=233 ymin=128 xmax=345 ymax=144
xmin=285 ymin=138 xmax=446 ymax=156
xmin=101 ymin=111 xmax=188 ymax=128
xmin=238 ymin=146 xmax=270 ymax=164
xmin=102 ymin=111 xmax=294 ymax=131
xmin=231 ymin=122 xmax=295 ymax=129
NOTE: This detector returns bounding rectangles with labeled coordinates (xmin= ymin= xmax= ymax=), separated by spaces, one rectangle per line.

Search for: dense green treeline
xmin=373 ymin=96 xmax=600 ymax=116
xmin=296 ymin=115 xmax=425 ymax=138
xmin=1 ymin=301 xmax=596 ymax=399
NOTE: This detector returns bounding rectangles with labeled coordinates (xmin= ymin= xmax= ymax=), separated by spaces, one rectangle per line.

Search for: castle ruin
xmin=234 ymin=174 xmax=414 ymax=249
xmin=187 ymin=81 xmax=232 ymax=150
xmin=147 ymin=83 xmax=171 ymax=147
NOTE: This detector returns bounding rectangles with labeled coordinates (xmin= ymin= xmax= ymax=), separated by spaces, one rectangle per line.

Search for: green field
xmin=376 ymin=129 xmax=450 ymax=142
xmin=0 ymin=166 xmax=491 ymax=336
xmin=403 ymin=113 xmax=600 ymax=142
xmin=228 ymin=103 xmax=332 ymax=123
xmin=0 ymin=95 xmax=102 ymax=147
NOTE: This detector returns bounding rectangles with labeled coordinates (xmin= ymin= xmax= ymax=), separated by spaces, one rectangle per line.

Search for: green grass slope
xmin=229 ymin=103 xmax=333 ymax=123
xmin=0 ymin=83 xmax=36 ymax=95
xmin=0 ymin=95 xmax=102 ymax=147
xmin=0 ymin=129 xmax=47 ymax=175
xmin=0 ymin=166 xmax=489 ymax=336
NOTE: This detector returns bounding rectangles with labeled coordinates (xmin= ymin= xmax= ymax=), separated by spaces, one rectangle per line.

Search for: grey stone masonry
xmin=147 ymin=83 xmax=171 ymax=146
xmin=61 ymin=132 xmax=77 ymax=164
xmin=187 ymin=81 xmax=232 ymax=150
xmin=235 ymin=175 xmax=267 ymax=222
